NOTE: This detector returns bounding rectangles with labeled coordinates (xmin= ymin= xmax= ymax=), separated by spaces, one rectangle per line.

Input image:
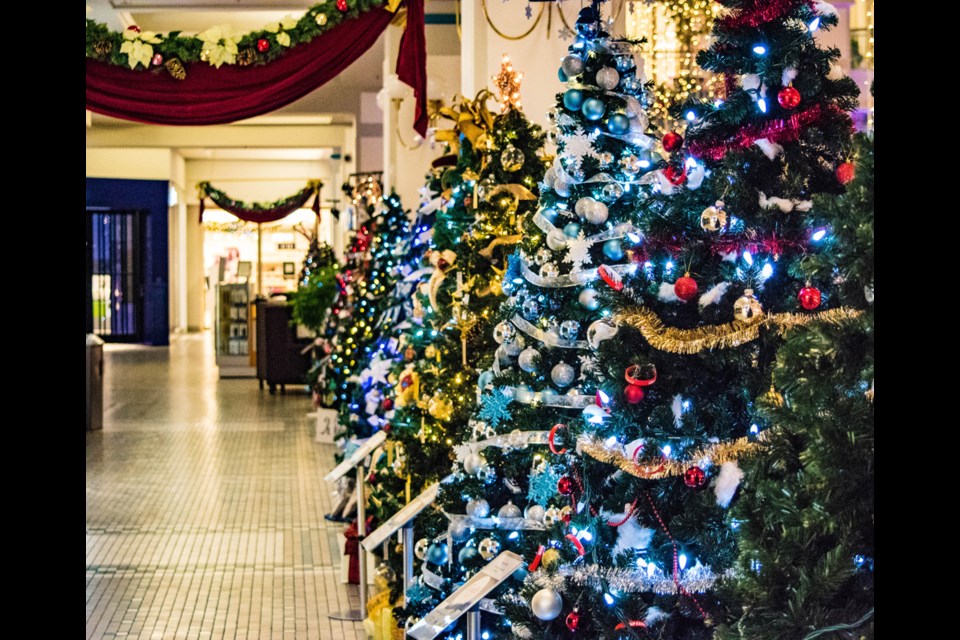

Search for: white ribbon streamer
xmin=520 ymin=258 xmax=637 ymax=288
xmin=532 ymin=211 xmax=639 ymax=245
xmin=510 ymin=314 xmax=589 ymax=350
xmin=505 ymin=388 xmax=597 ymax=408
xmin=453 ymin=431 xmax=550 ymax=462
xmin=445 ymin=512 xmax=546 ymax=532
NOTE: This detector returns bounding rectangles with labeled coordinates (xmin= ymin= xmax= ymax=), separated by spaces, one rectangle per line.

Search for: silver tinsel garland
xmin=527 ymin=563 xmax=729 ymax=596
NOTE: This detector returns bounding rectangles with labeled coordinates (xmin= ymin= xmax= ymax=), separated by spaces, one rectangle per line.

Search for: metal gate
xmin=86 ymin=208 xmax=146 ymax=342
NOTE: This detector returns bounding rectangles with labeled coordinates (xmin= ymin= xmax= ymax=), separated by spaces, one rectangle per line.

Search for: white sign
xmin=315 ymin=408 xmax=339 ymax=444
xmin=323 ymin=430 xmax=388 ymax=483
xmin=406 ymin=551 xmax=524 ymax=640
xmin=362 ymin=484 xmax=440 ymax=552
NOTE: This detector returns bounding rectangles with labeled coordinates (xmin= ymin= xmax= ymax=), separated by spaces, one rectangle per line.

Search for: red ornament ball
xmin=662 ymin=131 xmax=683 ymax=152
xmin=565 ymin=611 xmax=581 ymax=632
xmin=383 ymin=423 xmax=392 ymax=433
xmin=151 ymin=53 xmax=163 ymax=66
xmin=798 ymin=286 xmax=822 ymax=310
xmin=337 ymin=0 xmax=349 ymax=11
xmin=126 ymin=25 xmax=141 ymax=33
xmin=557 ymin=476 xmax=574 ymax=495
xmin=382 ymin=397 xmax=394 ymax=411
xmin=674 ymin=275 xmax=698 ymax=301
xmin=664 ymin=164 xmax=687 ymax=186
xmin=256 ymin=38 xmax=270 ymax=53
xmin=683 ymin=466 xmax=707 ymax=488
xmin=777 ymin=86 xmax=801 ymax=109
xmin=437 ymin=258 xmax=450 ymax=270
xmin=836 ymin=162 xmax=856 ymax=184
xmin=624 ymin=384 xmax=645 ymax=404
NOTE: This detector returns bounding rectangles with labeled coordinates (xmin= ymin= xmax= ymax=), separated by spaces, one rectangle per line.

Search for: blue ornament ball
xmin=620 ymin=75 xmax=641 ymax=95
xmin=558 ymin=67 xmax=568 ymax=82
xmin=607 ymin=113 xmax=630 ymax=135
xmin=563 ymin=222 xmax=582 ymax=238
xmin=563 ymin=89 xmax=585 ymax=111
xmin=512 ymin=566 xmax=529 ymax=581
xmin=427 ymin=543 xmax=447 ymax=565
xmin=603 ymin=239 xmax=624 ymax=260
xmin=582 ymin=97 xmax=606 ymax=121
xmin=458 ymin=546 xmax=480 ymax=564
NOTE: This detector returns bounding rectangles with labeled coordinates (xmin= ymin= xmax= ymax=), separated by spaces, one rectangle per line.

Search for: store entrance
xmin=86 ymin=208 xmax=146 ymax=342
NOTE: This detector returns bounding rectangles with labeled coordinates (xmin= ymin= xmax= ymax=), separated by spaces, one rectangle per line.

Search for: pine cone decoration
xmin=93 ymin=40 xmax=113 ymax=59
xmin=237 ymin=48 xmax=256 ymax=66
xmin=164 ymin=58 xmax=187 ymax=81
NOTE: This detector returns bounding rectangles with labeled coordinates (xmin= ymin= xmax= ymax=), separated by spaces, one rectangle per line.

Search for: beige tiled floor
xmin=86 ymin=334 xmax=366 ymax=640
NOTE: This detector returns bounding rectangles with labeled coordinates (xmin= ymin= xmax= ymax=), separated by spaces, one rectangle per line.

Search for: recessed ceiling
xmin=178 ymin=148 xmax=332 ymax=160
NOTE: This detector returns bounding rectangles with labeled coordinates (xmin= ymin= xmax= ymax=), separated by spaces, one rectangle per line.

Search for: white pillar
xmin=461 ymin=0 xmax=489 ymax=99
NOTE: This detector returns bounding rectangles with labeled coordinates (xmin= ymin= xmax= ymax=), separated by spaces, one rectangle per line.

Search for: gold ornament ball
xmin=478 ymin=537 xmax=501 ymax=560
xmin=542 ymin=507 xmax=562 ymax=527
xmin=425 ymin=345 xmax=438 ymax=359
xmin=315 ymin=13 xmax=328 ymax=26
xmin=762 ymin=385 xmax=784 ymax=407
xmin=700 ymin=200 xmax=727 ymax=232
xmin=733 ymin=289 xmax=763 ymax=324
xmin=541 ymin=548 xmax=561 ymax=570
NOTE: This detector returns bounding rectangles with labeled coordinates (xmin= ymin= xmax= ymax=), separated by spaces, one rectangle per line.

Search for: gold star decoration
xmin=493 ymin=54 xmax=524 ymax=111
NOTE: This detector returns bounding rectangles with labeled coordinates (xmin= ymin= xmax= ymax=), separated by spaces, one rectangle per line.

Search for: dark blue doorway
xmin=86 ymin=208 xmax=146 ymax=342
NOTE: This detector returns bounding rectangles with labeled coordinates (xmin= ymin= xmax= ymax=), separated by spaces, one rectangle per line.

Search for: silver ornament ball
xmin=498 ymin=500 xmax=523 ymax=519
xmin=531 ymin=588 xmax=564 ymax=620
xmin=552 ymin=362 xmax=576 ymax=387
xmin=478 ymin=537 xmax=501 ymax=561
xmin=559 ymin=320 xmax=580 ymax=341
xmin=539 ymin=262 xmax=560 ymax=279
xmin=561 ymin=55 xmax=584 ymax=77
xmin=521 ymin=299 xmax=540 ymax=320
xmin=546 ymin=228 xmax=568 ymax=251
xmin=493 ymin=321 xmax=516 ymax=344
xmin=463 ymin=453 xmax=486 ymax=476
xmin=578 ymin=288 xmax=600 ymax=310
xmin=414 ymin=538 xmax=430 ymax=560
xmin=601 ymin=182 xmax=624 ymax=202
xmin=595 ymin=66 xmax=620 ymax=90
xmin=518 ymin=347 xmax=541 ymax=373
xmin=466 ymin=498 xmax=491 ymax=518
xmin=500 ymin=145 xmax=525 ymax=172
xmin=524 ymin=504 xmax=546 ymax=522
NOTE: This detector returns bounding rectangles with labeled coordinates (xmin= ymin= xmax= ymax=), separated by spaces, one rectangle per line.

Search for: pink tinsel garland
xmin=717 ymin=0 xmax=815 ymax=30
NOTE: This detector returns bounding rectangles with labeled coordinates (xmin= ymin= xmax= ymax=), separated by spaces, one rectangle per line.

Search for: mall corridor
xmin=85 ymin=334 xmax=365 ymax=640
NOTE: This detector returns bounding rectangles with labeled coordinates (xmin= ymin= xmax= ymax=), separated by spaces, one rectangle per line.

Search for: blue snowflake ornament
xmin=477 ymin=388 xmax=512 ymax=428
xmin=527 ymin=465 xmax=562 ymax=506
xmin=525 ymin=3 xmax=532 ymax=19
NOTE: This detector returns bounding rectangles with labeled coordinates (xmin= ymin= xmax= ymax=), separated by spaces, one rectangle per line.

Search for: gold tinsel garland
xmin=613 ymin=306 xmax=863 ymax=355
xmin=579 ymin=433 xmax=767 ymax=479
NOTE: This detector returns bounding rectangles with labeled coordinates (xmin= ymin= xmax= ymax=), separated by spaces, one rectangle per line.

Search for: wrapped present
xmin=343 ymin=516 xmax=375 ymax=584
xmin=364 ymin=589 xmax=402 ymax=640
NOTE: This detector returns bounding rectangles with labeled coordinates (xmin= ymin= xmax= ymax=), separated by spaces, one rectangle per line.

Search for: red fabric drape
xmin=396 ymin=0 xmax=427 ymax=136
xmin=86 ymin=5 xmax=426 ymax=132
xmin=199 ymin=186 xmax=321 ymax=224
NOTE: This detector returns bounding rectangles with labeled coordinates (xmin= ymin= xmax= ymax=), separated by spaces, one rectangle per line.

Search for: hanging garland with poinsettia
xmin=197 ymin=180 xmax=323 ymax=224
xmin=86 ymin=0 xmax=392 ymax=79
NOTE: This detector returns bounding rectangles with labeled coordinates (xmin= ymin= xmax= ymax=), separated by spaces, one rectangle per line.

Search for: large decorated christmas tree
xmin=402 ymin=1 xmax=862 ymax=639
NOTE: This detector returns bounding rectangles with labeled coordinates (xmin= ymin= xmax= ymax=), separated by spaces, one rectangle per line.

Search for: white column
xmin=461 ymin=0 xmax=489 ymax=99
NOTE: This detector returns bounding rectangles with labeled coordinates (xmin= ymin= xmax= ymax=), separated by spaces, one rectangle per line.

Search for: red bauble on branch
xmin=624 ymin=385 xmax=645 ymax=404
xmin=337 ymin=0 xmax=349 ymax=11
xmin=674 ymin=274 xmax=698 ymax=301
xmin=382 ymin=397 xmax=394 ymax=411
xmin=683 ymin=466 xmax=707 ymax=488
xmin=777 ymin=86 xmax=801 ymax=109
xmin=558 ymin=476 xmax=574 ymax=495
xmin=566 ymin=611 xmax=581 ymax=631
xmin=836 ymin=162 xmax=856 ymax=184
xmin=798 ymin=286 xmax=822 ymax=310
xmin=256 ymin=38 xmax=270 ymax=53
xmin=662 ymin=131 xmax=683 ymax=152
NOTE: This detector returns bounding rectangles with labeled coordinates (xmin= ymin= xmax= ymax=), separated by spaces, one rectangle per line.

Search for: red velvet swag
xmin=85 ymin=1 xmax=426 ymax=135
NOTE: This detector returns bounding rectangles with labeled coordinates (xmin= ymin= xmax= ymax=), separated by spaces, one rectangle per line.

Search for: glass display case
xmin=215 ymin=283 xmax=256 ymax=377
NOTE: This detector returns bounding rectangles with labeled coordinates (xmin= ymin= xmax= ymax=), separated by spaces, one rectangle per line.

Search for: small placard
xmin=362 ymin=484 xmax=439 ymax=552
xmin=315 ymin=408 xmax=339 ymax=444
xmin=323 ymin=430 xmax=388 ymax=483
xmin=406 ymin=551 xmax=524 ymax=640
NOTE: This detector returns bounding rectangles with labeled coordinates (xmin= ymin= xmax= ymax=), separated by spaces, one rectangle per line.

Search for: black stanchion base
xmin=328 ymin=609 xmax=364 ymax=621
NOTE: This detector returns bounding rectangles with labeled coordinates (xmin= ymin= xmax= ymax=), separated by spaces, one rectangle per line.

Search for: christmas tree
xmin=714 ymin=133 xmax=873 ymax=640
xmin=289 ymin=230 xmax=340 ymax=334
xmin=402 ymin=0 xmax=863 ymax=638
xmin=358 ymin=79 xmax=549 ymax=622
xmin=327 ymin=189 xmax=411 ymax=433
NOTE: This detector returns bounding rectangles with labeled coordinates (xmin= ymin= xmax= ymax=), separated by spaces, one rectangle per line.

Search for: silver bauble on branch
xmin=521 ymin=299 xmax=540 ymax=320
xmin=546 ymin=228 xmax=568 ymax=251
xmin=551 ymin=362 xmax=576 ymax=387
xmin=463 ymin=453 xmax=486 ymax=475
xmin=539 ymin=263 xmax=560 ymax=279
xmin=449 ymin=519 xmax=473 ymax=542
xmin=524 ymin=504 xmax=546 ymax=522
xmin=584 ymin=200 xmax=609 ymax=225
xmin=578 ymin=288 xmax=600 ymax=310
xmin=595 ymin=66 xmax=620 ymax=90
xmin=700 ymin=200 xmax=727 ymax=232
xmin=620 ymin=154 xmax=641 ymax=177
xmin=531 ymin=588 xmax=564 ymax=620
xmin=554 ymin=177 xmax=572 ymax=197
xmin=414 ymin=538 xmax=430 ymax=560
xmin=601 ymin=182 xmax=624 ymax=202
xmin=587 ymin=319 xmax=619 ymax=349
xmin=518 ymin=347 xmax=541 ymax=373
xmin=561 ymin=54 xmax=584 ymax=77
xmin=500 ymin=144 xmax=525 ymax=172
xmin=535 ymin=247 xmax=553 ymax=265
xmin=498 ymin=500 xmax=523 ymax=519
xmin=466 ymin=498 xmax=491 ymax=518
xmin=478 ymin=537 xmax=501 ymax=561
xmin=503 ymin=333 xmax=525 ymax=356
xmin=574 ymin=196 xmax=596 ymax=219
xmin=493 ymin=321 xmax=516 ymax=344
xmin=733 ymin=289 xmax=763 ymax=324
xmin=559 ymin=320 xmax=580 ymax=341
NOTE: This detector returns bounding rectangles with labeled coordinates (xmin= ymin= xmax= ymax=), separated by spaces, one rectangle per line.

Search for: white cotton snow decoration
xmin=685 ymin=162 xmax=706 ymax=190
xmin=815 ymin=1 xmax=838 ymax=17
xmin=699 ymin=281 xmax=731 ymax=308
xmin=754 ymin=138 xmax=784 ymax=160
xmin=671 ymin=395 xmax=683 ymax=427
xmin=741 ymin=74 xmax=762 ymax=95
xmin=794 ymin=199 xmax=813 ymax=212
xmin=759 ymin=192 xmax=814 ymax=213
xmin=645 ymin=607 xmax=668 ymax=625
xmin=781 ymin=67 xmax=798 ymax=87
xmin=658 ymin=282 xmax=680 ymax=302
xmin=604 ymin=507 xmax=654 ymax=555
xmin=714 ymin=461 xmax=745 ymax=507
xmin=721 ymin=251 xmax=739 ymax=263
xmin=655 ymin=170 xmax=677 ymax=195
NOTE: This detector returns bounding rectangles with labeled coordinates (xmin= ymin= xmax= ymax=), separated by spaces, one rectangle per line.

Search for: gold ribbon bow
xmin=435 ymin=89 xmax=497 ymax=152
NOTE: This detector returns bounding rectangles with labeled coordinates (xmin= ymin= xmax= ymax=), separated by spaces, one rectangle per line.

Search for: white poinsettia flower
xmin=119 ymin=27 xmax=161 ymax=69
xmin=277 ymin=31 xmax=291 ymax=47
xmin=198 ymin=24 xmax=241 ymax=68
xmin=264 ymin=15 xmax=297 ymax=46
